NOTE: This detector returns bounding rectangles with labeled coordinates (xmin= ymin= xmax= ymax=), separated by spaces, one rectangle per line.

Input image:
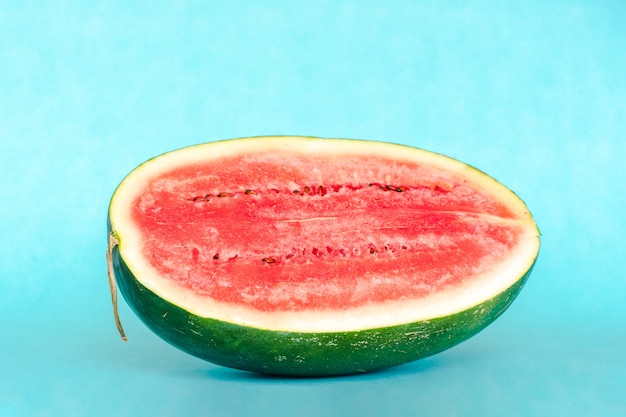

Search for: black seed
xmin=385 ymin=185 xmax=406 ymax=192
xmin=245 ymin=189 xmax=256 ymax=195
xmin=213 ymin=253 xmax=219 ymax=260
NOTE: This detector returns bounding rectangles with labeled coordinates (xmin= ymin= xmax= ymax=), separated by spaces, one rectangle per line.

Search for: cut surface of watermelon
xmin=107 ymin=136 xmax=540 ymax=375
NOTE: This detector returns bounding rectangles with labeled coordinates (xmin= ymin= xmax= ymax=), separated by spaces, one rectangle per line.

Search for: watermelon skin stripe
xmin=112 ymin=242 xmax=535 ymax=377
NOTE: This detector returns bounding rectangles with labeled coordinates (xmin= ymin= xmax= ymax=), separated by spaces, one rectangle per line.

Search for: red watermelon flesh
xmin=131 ymin=151 xmax=525 ymax=313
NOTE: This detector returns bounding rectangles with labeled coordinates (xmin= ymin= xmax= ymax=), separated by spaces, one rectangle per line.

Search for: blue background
xmin=1 ymin=1 xmax=625 ymax=416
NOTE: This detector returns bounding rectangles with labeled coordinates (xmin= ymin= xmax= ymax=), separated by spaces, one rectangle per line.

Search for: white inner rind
xmin=109 ymin=136 xmax=541 ymax=332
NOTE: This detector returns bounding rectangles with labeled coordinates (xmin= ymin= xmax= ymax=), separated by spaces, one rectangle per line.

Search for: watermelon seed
xmin=262 ymin=257 xmax=277 ymax=264
xmin=192 ymin=182 xmax=411 ymax=202
xmin=213 ymin=253 xmax=220 ymax=260
xmin=191 ymin=195 xmax=211 ymax=203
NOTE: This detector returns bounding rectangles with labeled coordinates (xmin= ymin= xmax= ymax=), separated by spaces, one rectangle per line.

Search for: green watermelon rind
xmin=111 ymin=235 xmax=535 ymax=376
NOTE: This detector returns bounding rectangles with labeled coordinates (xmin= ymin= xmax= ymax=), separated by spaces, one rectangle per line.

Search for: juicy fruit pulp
xmin=108 ymin=136 xmax=540 ymax=375
xmin=135 ymin=152 xmax=521 ymax=313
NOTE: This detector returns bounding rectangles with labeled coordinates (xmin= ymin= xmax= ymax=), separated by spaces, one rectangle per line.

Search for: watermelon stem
xmin=107 ymin=232 xmax=128 ymax=342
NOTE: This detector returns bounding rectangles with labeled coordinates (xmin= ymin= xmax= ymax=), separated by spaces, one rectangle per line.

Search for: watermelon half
xmin=107 ymin=136 xmax=540 ymax=376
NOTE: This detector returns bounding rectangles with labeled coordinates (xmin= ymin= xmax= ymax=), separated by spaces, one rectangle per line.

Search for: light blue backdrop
xmin=1 ymin=1 xmax=624 ymax=416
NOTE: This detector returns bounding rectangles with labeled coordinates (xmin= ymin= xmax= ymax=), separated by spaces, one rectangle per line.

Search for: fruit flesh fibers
xmin=131 ymin=151 xmax=527 ymax=312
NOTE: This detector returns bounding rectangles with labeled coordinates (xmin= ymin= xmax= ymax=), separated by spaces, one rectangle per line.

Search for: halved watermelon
xmin=107 ymin=136 xmax=540 ymax=376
